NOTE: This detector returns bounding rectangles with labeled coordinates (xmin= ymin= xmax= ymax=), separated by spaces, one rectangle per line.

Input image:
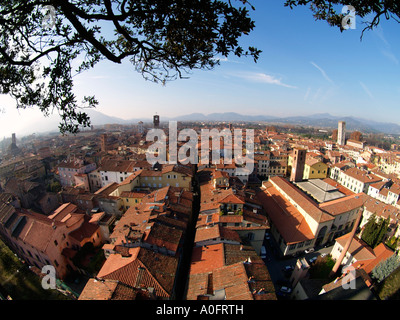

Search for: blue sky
xmin=0 ymin=1 xmax=399 ymax=138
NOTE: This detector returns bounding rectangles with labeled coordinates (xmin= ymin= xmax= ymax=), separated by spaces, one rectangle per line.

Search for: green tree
xmin=361 ymin=214 xmax=377 ymax=247
xmin=375 ymin=217 xmax=390 ymax=247
xmin=284 ymin=1 xmax=400 ymax=35
xmin=350 ymin=131 xmax=363 ymax=142
xmin=372 ymin=253 xmax=400 ymax=283
xmin=0 ymin=0 xmax=260 ymax=134
xmin=362 ymin=215 xmax=390 ymax=249
xmin=49 ymin=180 xmax=62 ymax=193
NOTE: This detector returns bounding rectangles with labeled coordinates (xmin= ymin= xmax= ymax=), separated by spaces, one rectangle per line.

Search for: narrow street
xmin=262 ymin=233 xmax=334 ymax=296
xmin=172 ymin=165 xmax=200 ymax=300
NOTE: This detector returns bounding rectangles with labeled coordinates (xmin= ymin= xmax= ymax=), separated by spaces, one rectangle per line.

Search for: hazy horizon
xmin=1 ymin=1 xmax=399 ymax=139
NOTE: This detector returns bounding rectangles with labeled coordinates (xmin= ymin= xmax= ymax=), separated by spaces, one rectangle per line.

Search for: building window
xmin=305 ymin=239 xmax=313 ymax=246
xmin=54 ymin=240 xmax=58 ymax=246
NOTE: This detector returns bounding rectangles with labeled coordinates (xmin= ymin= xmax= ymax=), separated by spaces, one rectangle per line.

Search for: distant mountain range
xmin=85 ymin=109 xmax=400 ymax=135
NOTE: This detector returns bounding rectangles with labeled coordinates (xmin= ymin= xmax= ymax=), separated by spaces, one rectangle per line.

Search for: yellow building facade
xmin=303 ymin=159 xmax=328 ymax=180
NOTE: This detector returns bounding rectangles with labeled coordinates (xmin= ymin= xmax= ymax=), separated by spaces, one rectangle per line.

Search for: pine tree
xmin=374 ymin=217 xmax=390 ymax=248
xmin=372 ymin=254 xmax=400 ymax=283
xmin=362 ymin=214 xmax=378 ymax=247
xmin=362 ymin=215 xmax=389 ymax=249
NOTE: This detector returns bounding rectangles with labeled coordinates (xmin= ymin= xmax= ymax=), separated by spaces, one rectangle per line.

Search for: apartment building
xmin=368 ymin=180 xmax=400 ymax=207
xmin=111 ymin=164 xmax=194 ymax=197
xmin=257 ymin=176 xmax=365 ymax=256
xmin=98 ymin=159 xmax=137 ymax=187
xmin=0 ymin=200 xmax=103 ymax=279
xmin=337 ymin=167 xmax=383 ymax=194
xmin=329 ymin=161 xmax=356 ymax=181
xmin=58 ymin=159 xmax=96 ymax=188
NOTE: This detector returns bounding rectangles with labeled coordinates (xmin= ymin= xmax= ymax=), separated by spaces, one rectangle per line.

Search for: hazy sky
xmin=1 ymin=1 xmax=399 ymax=139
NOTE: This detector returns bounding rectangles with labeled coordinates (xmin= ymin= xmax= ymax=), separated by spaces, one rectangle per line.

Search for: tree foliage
xmin=0 ymin=0 xmax=260 ymax=134
xmin=284 ymin=0 xmax=400 ymax=35
xmin=350 ymin=131 xmax=363 ymax=142
xmin=361 ymin=214 xmax=390 ymax=249
xmin=372 ymin=253 xmax=400 ymax=283
xmin=331 ymin=129 xmax=338 ymax=141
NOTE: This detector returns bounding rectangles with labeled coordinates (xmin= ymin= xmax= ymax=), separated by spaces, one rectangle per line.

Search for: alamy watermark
xmin=341 ymin=265 xmax=356 ymax=290
xmin=41 ymin=265 xmax=56 ymax=290
xmin=145 ymin=121 xmax=254 ymax=175
xmin=41 ymin=5 xmax=56 ymax=30
xmin=342 ymin=5 xmax=356 ymax=30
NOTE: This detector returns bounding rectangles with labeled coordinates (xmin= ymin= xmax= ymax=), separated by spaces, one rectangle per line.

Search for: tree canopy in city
xmin=2 ymin=1 xmax=398 ymax=134
xmin=0 ymin=0 xmax=260 ymax=134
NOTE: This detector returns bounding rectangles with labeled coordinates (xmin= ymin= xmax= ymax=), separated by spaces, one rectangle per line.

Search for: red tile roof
xmin=337 ymin=234 xmax=395 ymax=274
xmin=268 ymin=176 xmax=332 ymax=223
xmin=323 ymin=178 xmax=355 ymax=196
xmin=194 ymin=225 xmax=241 ymax=244
xmin=79 ymin=279 xmax=152 ymax=300
xmin=343 ymin=167 xmax=382 ymax=184
xmin=97 ymin=247 xmax=178 ymax=298
xmin=257 ymin=185 xmax=315 ymax=244
xmin=319 ymin=193 xmax=367 ymax=216
xmin=99 ymin=160 xmax=136 ymax=173
xmin=190 ymin=243 xmax=225 ymax=274
xmin=143 ymin=222 xmax=183 ymax=253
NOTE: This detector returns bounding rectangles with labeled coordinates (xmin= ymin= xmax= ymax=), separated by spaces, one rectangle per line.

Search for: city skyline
xmin=0 ymin=1 xmax=399 ymax=138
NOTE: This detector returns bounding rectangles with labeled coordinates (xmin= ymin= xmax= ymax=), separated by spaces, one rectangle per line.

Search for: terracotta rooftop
xmin=143 ymin=222 xmax=183 ymax=253
xmin=119 ymin=170 xmax=143 ymax=186
xmin=323 ymin=178 xmax=355 ymax=196
xmin=48 ymin=202 xmax=80 ymax=221
xmin=343 ymin=167 xmax=382 ymax=184
xmin=58 ymin=159 xmax=91 ymax=169
xmin=194 ymin=225 xmax=241 ymax=244
xmin=99 ymin=159 xmax=136 ymax=173
xmin=335 ymin=234 xmax=376 ymax=262
xmin=336 ymin=234 xmax=394 ymax=275
xmin=319 ymin=193 xmax=367 ymax=216
xmin=97 ymin=247 xmax=178 ymax=298
xmin=200 ymin=183 xmax=246 ymax=212
xmin=187 ymin=243 xmax=276 ymax=300
xmin=362 ymin=196 xmax=400 ymax=220
xmin=68 ymin=214 xmax=100 ymax=243
xmin=257 ymin=183 xmax=316 ymax=244
xmin=268 ymin=176 xmax=332 ymax=223
xmin=79 ymin=279 xmax=152 ymax=300
xmin=119 ymin=191 xmax=148 ymax=199
xmin=94 ymin=182 xmax=120 ymax=196
xmin=190 ymin=243 xmax=225 ymax=274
